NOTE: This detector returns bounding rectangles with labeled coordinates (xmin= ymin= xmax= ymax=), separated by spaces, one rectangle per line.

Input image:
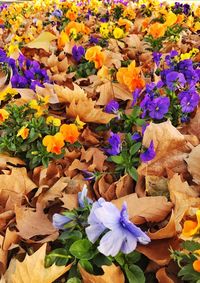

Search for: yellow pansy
xmin=100 ymin=23 xmax=110 ymax=38
xmin=0 ymin=87 xmax=18 ymax=101
xmin=46 ymin=116 xmax=61 ymax=127
xmin=194 ymin=22 xmax=200 ymax=32
xmin=164 ymin=11 xmax=177 ymax=27
xmin=0 ymin=109 xmax=9 ymax=124
xmin=75 ymin=115 xmax=86 ymax=130
xmin=17 ymin=126 xmax=29 ymax=140
xmin=113 ymin=27 xmax=124 ymax=39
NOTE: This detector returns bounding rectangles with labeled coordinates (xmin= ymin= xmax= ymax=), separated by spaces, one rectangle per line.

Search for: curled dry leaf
xmin=0 ymin=154 xmax=25 ymax=168
xmin=5 ymin=244 xmax=71 ymax=283
xmin=112 ymin=193 xmax=173 ymax=224
xmin=36 ymin=177 xmax=70 ymax=208
xmin=137 ymin=237 xmax=180 ymax=266
xmin=25 ymin=32 xmax=57 ymax=52
xmin=148 ymin=212 xmax=176 ymax=240
xmin=138 ymin=121 xmax=188 ymax=176
xmin=123 ymin=34 xmax=142 ymax=50
xmin=79 ymin=263 xmax=125 ymax=283
xmin=156 ymin=267 xmax=175 ymax=283
xmin=67 ymin=98 xmax=116 ymax=124
xmin=185 ymin=144 xmax=200 ymax=185
xmin=15 ymin=204 xmax=57 ymax=240
xmin=81 ymin=127 xmax=100 ymax=145
xmin=168 ymin=174 xmax=200 ymax=232
xmin=184 ymin=107 xmax=200 ymax=139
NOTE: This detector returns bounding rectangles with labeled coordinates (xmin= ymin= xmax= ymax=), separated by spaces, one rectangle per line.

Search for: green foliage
xmin=0 ymin=102 xmax=63 ymax=169
xmin=171 ymin=240 xmax=200 ymax=282
xmin=109 ymin=134 xmax=141 ymax=181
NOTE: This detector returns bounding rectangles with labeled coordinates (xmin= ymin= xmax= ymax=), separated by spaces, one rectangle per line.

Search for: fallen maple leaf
xmin=79 ymin=263 xmax=125 ymax=283
xmin=5 ymin=244 xmax=71 ymax=283
xmin=138 ymin=121 xmax=188 ymax=176
xmin=81 ymin=147 xmax=107 ymax=171
xmin=168 ymin=174 xmax=200 ymax=232
xmin=112 ymin=193 xmax=173 ymax=224
xmin=67 ymin=97 xmax=116 ymax=124
xmin=25 ymin=32 xmax=57 ymax=52
xmin=185 ymin=144 xmax=200 ymax=185
xmin=15 ymin=204 xmax=57 ymax=240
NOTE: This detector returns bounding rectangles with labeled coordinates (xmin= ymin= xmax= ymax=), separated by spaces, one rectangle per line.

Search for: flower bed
xmin=0 ymin=0 xmax=200 ymax=282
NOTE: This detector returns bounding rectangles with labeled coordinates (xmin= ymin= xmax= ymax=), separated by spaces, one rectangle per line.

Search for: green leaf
xmin=67 ymin=278 xmax=82 ymax=283
xmin=110 ymin=155 xmax=124 ymax=164
xmin=92 ymin=253 xmax=113 ymax=267
xmin=178 ymin=263 xmax=200 ymax=282
xmin=125 ymin=251 xmax=141 ymax=264
xmin=130 ymin=143 xmax=141 ymax=156
xmin=127 ymin=167 xmax=138 ymax=181
xmin=69 ymin=239 xmax=96 ymax=260
xmin=114 ymin=253 xmax=125 ymax=266
xmin=124 ymin=264 xmax=145 ymax=283
xmin=59 ymin=230 xmax=82 ymax=243
xmin=45 ymin=248 xmax=70 ymax=267
xmin=79 ymin=259 xmax=93 ymax=273
xmin=182 ymin=241 xmax=200 ymax=252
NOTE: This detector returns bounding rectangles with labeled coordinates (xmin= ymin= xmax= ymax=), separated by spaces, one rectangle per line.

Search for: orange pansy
xmin=117 ymin=61 xmax=145 ymax=92
xmin=85 ymin=46 xmax=105 ymax=69
xmin=193 ymin=260 xmax=200 ymax=272
xmin=17 ymin=126 xmax=29 ymax=140
xmin=66 ymin=10 xmax=77 ymax=21
xmin=43 ymin=133 xmax=65 ymax=154
xmin=60 ymin=124 xmax=79 ymax=144
xmin=182 ymin=210 xmax=200 ymax=238
xmin=148 ymin=22 xmax=166 ymax=38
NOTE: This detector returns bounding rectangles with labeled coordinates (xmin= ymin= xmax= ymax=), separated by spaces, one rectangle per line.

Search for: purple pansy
xmin=165 ymin=71 xmax=186 ymax=90
xmin=107 ymin=132 xmax=121 ymax=155
xmin=52 ymin=213 xmax=73 ymax=230
xmin=179 ymin=91 xmax=200 ymax=113
xmin=131 ymin=132 xmax=142 ymax=142
xmin=148 ymin=96 xmax=170 ymax=120
xmin=72 ymin=45 xmax=85 ymax=62
xmin=86 ymin=200 xmax=150 ymax=256
xmin=140 ymin=140 xmax=156 ymax=162
xmin=153 ymin=52 xmax=162 ymax=67
xmin=105 ymin=100 xmax=119 ymax=114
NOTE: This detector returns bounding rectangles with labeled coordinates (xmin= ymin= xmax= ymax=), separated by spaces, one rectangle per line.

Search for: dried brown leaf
xmin=185 ymin=144 xmax=200 ymax=184
xmin=79 ymin=263 xmax=125 ymax=283
xmin=67 ymin=98 xmax=116 ymax=124
xmin=25 ymin=32 xmax=57 ymax=52
xmin=138 ymin=121 xmax=188 ymax=176
xmin=148 ymin=212 xmax=176 ymax=240
xmin=168 ymin=174 xmax=200 ymax=232
xmin=5 ymin=244 xmax=71 ymax=283
xmin=156 ymin=267 xmax=175 ymax=283
xmin=137 ymin=237 xmax=180 ymax=266
xmin=112 ymin=193 xmax=173 ymax=224
xmin=81 ymin=147 xmax=107 ymax=171
xmin=15 ymin=204 xmax=56 ymax=239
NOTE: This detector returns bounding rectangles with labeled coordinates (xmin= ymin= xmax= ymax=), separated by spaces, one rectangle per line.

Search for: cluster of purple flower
xmin=172 ymin=2 xmax=190 ymax=15
xmin=0 ymin=49 xmax=50 ymax=91
xmin=138 ymin=50 xmax=200 ymax=121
